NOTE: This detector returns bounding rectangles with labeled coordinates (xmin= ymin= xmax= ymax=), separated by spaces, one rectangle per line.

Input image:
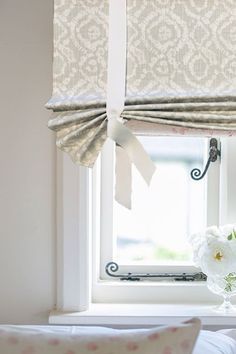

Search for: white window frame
xmin=55 ymin=137 xmax=236 ymax=312
xmin=97 ymin=138 xmax=220 ymax=278
xmin=92 ymin=137 xmax=222 ymax=303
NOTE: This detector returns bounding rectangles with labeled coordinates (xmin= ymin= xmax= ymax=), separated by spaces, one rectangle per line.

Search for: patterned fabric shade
xmin=46 ymin=0 xmax=236 ymax=189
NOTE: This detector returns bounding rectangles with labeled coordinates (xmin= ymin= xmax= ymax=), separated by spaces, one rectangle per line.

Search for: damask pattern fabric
xmin=46 ymin=0 xmax=236 ymax=167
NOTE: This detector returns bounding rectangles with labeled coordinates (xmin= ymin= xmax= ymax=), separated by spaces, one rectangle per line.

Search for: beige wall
xmin=0 ymin=0 xmax=56 ymax=323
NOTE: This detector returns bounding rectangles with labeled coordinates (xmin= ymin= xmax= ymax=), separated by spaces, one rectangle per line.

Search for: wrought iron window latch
xmin=191 ymin=138 xmax=221 ymax=180
xmin=105 ymin=262 xmax=207 ymax=282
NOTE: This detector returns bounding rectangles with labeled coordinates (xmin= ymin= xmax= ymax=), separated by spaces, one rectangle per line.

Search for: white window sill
xmin=49 ymin=303 xmax=236 ymax=327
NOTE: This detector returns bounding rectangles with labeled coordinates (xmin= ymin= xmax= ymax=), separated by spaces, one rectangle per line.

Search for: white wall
xmin=0 ymin=0 xmax=56 ymax=323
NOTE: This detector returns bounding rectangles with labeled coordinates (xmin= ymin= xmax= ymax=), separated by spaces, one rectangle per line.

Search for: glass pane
xmin=113 ymin=137 xmax=207 ymax=265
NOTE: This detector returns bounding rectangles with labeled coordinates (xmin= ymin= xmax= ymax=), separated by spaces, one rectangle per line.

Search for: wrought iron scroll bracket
xmin=105 ymin=262 xmax=207 ymax=282
xmin=190 ymin=138 xmax=221 ymax=181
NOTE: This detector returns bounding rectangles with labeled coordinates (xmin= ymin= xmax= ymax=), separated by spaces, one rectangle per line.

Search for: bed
xmin=0 ymin=321 xmax=236 ymax=354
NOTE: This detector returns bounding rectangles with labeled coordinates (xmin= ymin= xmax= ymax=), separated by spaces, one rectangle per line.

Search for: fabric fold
xmin=47 ymin=95 xmax=236 ymax=169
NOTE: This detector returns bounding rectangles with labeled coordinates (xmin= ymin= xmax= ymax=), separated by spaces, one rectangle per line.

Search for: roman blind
xmin=46 ymin=0 xmax=236 ymax=207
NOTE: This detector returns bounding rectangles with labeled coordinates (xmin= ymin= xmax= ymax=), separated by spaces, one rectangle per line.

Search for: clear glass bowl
xmin=207 ymin=273 xmax=236 ymax=313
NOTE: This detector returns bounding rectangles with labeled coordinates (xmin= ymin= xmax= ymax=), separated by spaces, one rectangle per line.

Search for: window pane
xmin=113 ymin=137 xmax=207 ymax=265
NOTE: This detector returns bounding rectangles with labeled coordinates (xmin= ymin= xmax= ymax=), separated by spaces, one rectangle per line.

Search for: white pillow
xmin=193 ymin=330 xmax=236 ymax=354
xmin=0 ymin=318 xmax=200 ymax=354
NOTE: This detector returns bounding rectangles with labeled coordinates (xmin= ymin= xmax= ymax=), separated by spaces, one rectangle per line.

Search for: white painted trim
xmin=56 ymin=151 xmax=91 ymax=311
xmin=49 ymin=303 xmax=236 ymax=327
xmin=220 ymin=138 xmax=236 ymax=225
xmin=206 ymin=138 xmax=220 ymax=226
xmin=99 ymin=139 xmax=115 ymax=279
xmin=219 ymin=138 xmax=228 ymax=225
xmin=92 ymin=280 xmax=219 ymax=304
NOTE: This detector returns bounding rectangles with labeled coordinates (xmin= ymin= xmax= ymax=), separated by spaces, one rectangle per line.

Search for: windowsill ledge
xmin=49 ymin=303 xmax=236 ymax=327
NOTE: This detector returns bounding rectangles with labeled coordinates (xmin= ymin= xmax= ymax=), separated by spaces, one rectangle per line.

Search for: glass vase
xmin=207 ymin=273 xmax=236 ymax=313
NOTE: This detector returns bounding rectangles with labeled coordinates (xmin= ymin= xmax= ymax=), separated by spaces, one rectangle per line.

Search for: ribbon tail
xmin=108 ymin=119 xmax=156 ymax=203
xmin=115 ymin=145 xmax=132 ymax=209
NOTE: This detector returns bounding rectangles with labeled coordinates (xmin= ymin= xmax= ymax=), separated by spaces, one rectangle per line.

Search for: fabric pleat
xmin=47 ymin=96 xmax=236 ymax=166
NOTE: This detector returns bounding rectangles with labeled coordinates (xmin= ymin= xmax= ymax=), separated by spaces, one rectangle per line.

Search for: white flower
xmin=198 ymin=238 xmax=236 ymax=276
xmin=205 ymin=226 xmax=221 ymax=240
xmin=189 ymin=226 xmax=221 ymax=266
xmin=189 ymin=224 xmax=236 ymax=275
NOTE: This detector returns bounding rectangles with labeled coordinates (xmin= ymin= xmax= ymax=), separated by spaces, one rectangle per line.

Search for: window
xmin=91 ymin=137 xmax=236 ymax=303
xmin=114 ymin=136 xmax=207 ymax=265
xmin=97 ymin=137 xmax=219 ymax=270
xmin=55 ymin=137 xmax=236 ymax=310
